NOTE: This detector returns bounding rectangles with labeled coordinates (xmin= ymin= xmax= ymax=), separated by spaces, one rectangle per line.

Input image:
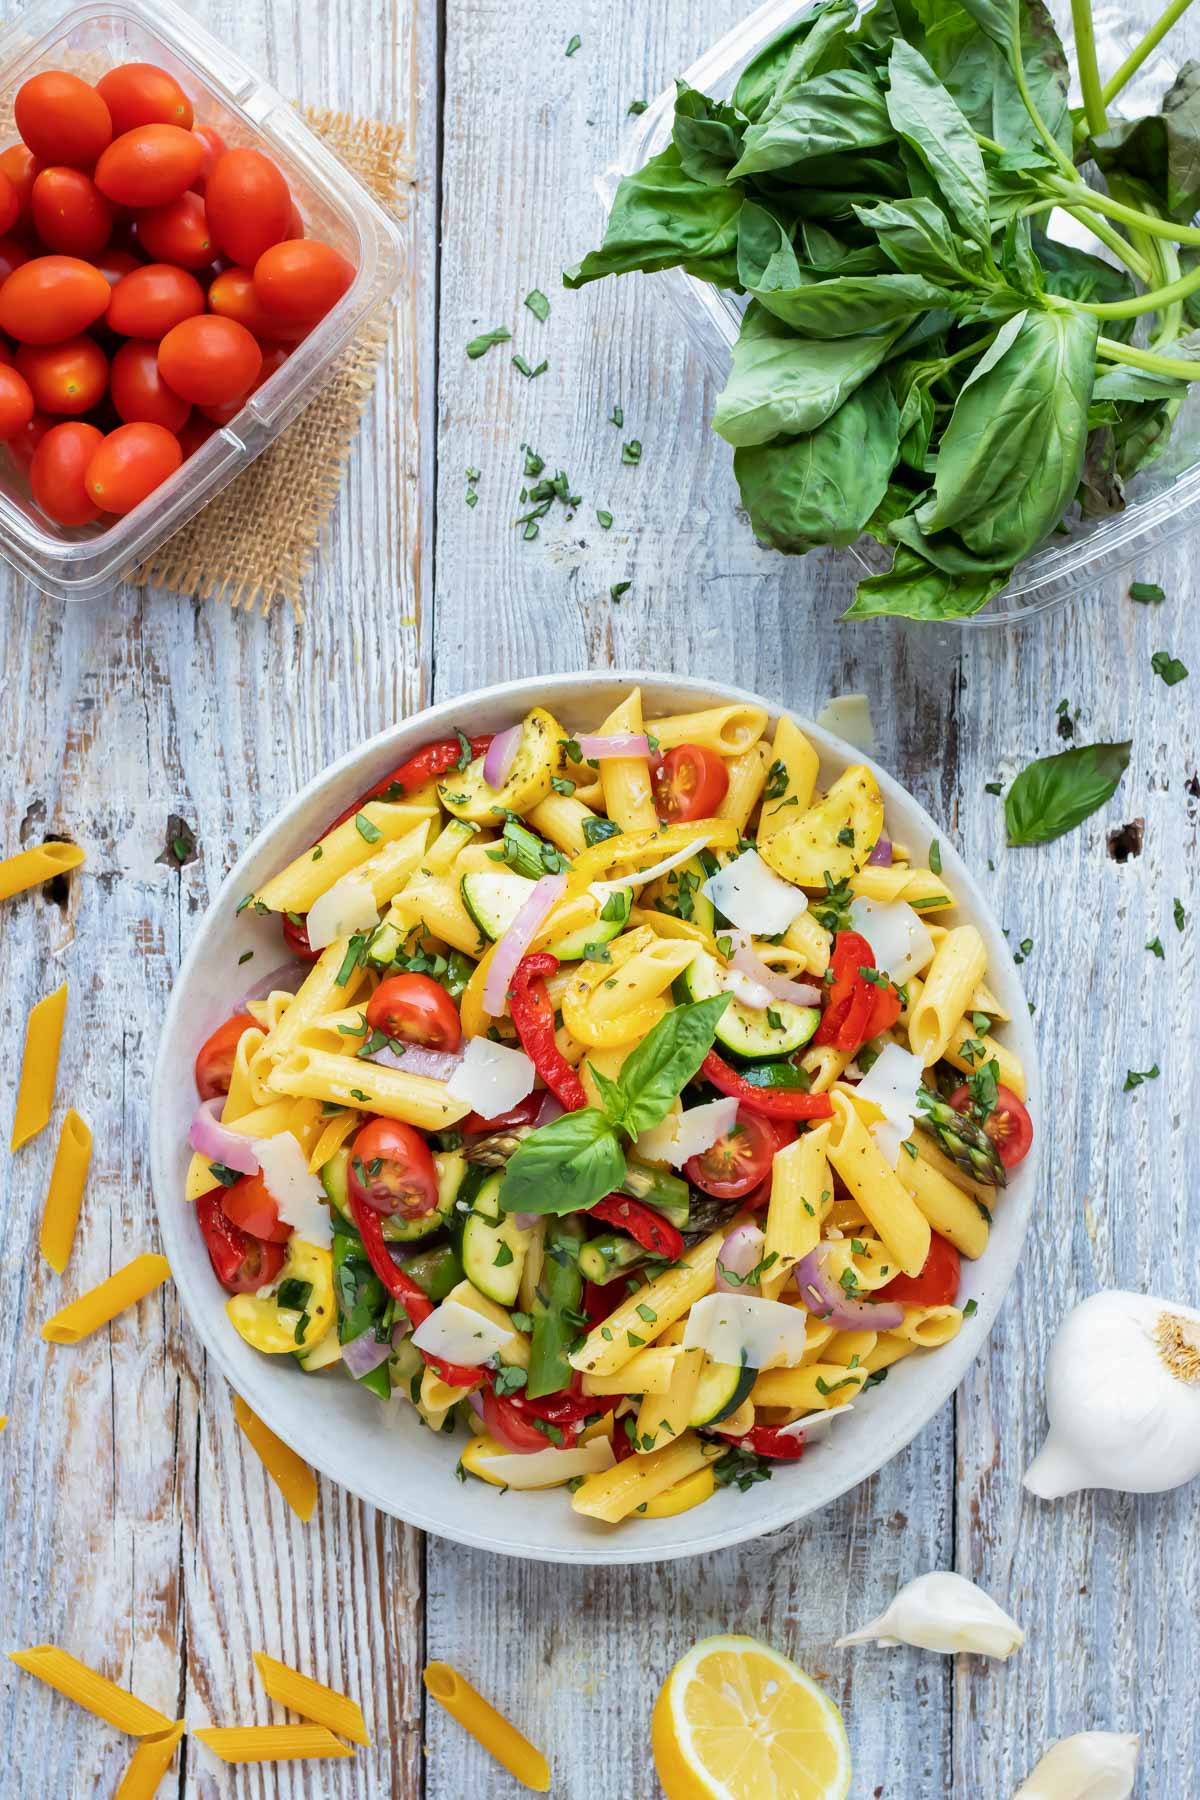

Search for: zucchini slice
xmin=546 ymin=887 xmax=632 ymax=960
xmin=689 ymin=1357 xmax=756 ymax=1427
xmin=320 ymin=1145 xmax=465 ymax=1243
xmin=459 ymin=1172 xmax=534 ymax=1307
xmin=679 ymin=950 xmax=819 ymax=1059
xmin=460 ymin=869 xmax=536 ymax=940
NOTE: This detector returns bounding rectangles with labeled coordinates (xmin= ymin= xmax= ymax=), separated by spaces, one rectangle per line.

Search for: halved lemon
xmin=652 ymin=1635 xmax=852 ymax=1800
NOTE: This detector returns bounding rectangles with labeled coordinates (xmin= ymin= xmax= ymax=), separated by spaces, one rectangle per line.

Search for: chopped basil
xmin=596 ymin=509 xmax=613 ymax=530
xmin=628 ymin=99 xmax=648 ymax=114
xmin=524 ymin=288 xmax=550 ymax=323
xmin=1151 ymin=649 xmax=1188 ymax=686
xmin=355 ymin=811 xmax=383 ymax=844
xmin=237 ymin=950 xmax=253 ymax=965
xmin=208 ymin=1162 xmax=241 ymax=1187
xmin=1146 ymin=936 xmax=1165 ymax=959
xmin=1175 ymin=898 xmax=1187 ymax=931
xmin=621 ymin=439 xmax=642 ymax=464
xmin=1129 ymin=580 xmax=1165 ymax=603
xmin=466 ymin=326 xmax=511 ymax=359
xmin=565 ymin=32 xmax=582 ymax=54
xmin=610 ymin=580 xmax=631 ymax=601
xmin=1124 ymin=1064 xmax=1160 ymax=1091
xmin=609 ymin=404 xmax=624 ymax=427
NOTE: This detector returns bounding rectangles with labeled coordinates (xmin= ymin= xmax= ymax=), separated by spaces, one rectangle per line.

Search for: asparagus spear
xmin=527 ymin=1215 xmax=584 ymax=1399
xmin=915 ymin=1088 xmax=1008 ymax=1188
xmin=464 ymin=1131 xmax=690 ymax=1226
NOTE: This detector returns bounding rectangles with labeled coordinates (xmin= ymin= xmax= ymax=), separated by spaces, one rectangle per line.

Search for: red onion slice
xmin=534 ymin=1091 xmax=564 ymax=1129
xmin=716 ymin=1223 xmax=766 ymax=1295
xmin=466 ymin=1389 xmax=487 ymax=1421
xmin=867 ymin=836 xmax=893 ymax=866
xmin=482 ymin=872 xmax=567 ymax=1016
xmin=576 ymin=732 xmax=651 ymax=760
xmin=483 ymin=724 xmax=522 ymax=790
xmin=342 ymin=1332 xmax=392 ymax=1378
xmin=728 ymin=932 xmax=822 ymax=1007
xmin=237 ymin=958 xmax=309 ymax=1007
xmin=188 ymin=1098 xmax=259 ymax=1176
xmin=368 ymin=1043 xmax=464 ymax=1082
xmin=511 ymin=1212 xmax=540 ymax=1231
xmin=793 ymin=1248 xmax=905 ymax=1332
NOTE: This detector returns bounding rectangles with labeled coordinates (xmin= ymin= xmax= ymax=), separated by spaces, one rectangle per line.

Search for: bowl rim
xmin=150 ymin=669 xmax=1040 ymax=1564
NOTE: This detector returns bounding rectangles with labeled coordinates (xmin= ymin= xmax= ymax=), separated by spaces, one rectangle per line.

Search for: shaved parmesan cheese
xmin=776 ymin=1404 xmax=855 ymax=1440
xmin=412 ymin=1298 xmax=512 ymax=1366
xmin=817 ymin=693 xmax=876 ymax=755
xmin=446 ymin=1035 xmax=536 ymax=1115
xmin=683 ymin=1292 xmax=808 ymax=1370
xmin=475 ymin=1435 xmax=616 ymax=1490
xmin=700 ymin=850 xmax=808 ymax=936
xmin=849 ymin=896 xmax=933 ymax=985
xmin=636 ymin=1097 xmax=738 ymax=1169
xmin=305 ymin=873 xmax=380 ymax=951
xmin=251 ymin=1132 xmax=332 ymax=1247
xmin=854 ymin=1042 xmax=924 ymax=1168
xmin=588 ymin=835 xmax=714 ymax=905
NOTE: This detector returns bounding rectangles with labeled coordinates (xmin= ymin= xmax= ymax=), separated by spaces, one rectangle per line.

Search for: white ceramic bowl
xmin=150 ymin=672 xmax=1040 ymax=1564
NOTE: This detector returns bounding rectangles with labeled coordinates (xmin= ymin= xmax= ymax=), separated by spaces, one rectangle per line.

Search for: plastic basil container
xmin=596 ymin=0 xmax=1200 ymax=628
xmin=0 ymin=0 xmax=404 ymax=604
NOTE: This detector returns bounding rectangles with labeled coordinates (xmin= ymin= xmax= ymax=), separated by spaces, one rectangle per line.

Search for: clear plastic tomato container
xmin=0 ymin=0 xmax=404 ymax=603
xmin=599 ymin=0 xmax=1200 ymax=627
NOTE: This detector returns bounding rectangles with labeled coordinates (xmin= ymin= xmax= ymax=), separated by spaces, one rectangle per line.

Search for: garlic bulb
xmin=835 ymin=1571 xmax=1024 ymax=1658
xmin=1013 ymin=1731 xmax=1139 ymax=1799
xmin=1025 ymin=1290 xmax=1200 ymax=1498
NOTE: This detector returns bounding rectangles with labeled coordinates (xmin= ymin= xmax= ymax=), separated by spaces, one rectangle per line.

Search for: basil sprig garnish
xmin=1004 ymin=740 xmax=1132 ymax=846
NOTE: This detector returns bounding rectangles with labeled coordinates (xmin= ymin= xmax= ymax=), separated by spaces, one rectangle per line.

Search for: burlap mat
xmin=131 ymin=106 xmax=411 ymax=618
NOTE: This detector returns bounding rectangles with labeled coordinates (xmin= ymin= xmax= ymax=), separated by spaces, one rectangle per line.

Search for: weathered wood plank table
xmin=1 ymin=0 xmax=1197 ymax=1794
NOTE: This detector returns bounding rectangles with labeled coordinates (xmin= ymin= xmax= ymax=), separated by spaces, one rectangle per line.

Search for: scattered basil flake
xmin=1175 ymin=897 xmax=1187 ymax=931
xmin=1129 ymin=581 xmax=1165 ymax=603
xmin=621 ymin=439 xmax=642 ymax=464
xmin=627 ymin=99 xmax=648 ymax=114
xmin=565 ymin=32 xmax=582 ymax=55
xmin=466 ymin=327 xmax=511 ymax=359
xmin=1151 ymin=649 xmax=1188 ymax=686
xmin=610 ymin=580 xmax=631 ymax=601
xmin=596 ymin=509 xmax=613 ymax=530
xmin=1146 ymin=936 xmax=1164 ymax=959
xmin=237 ymin=950 xmax=253 ymax=965
xmin=524 ymin=288 xmax=550 ymax=323
xmin=1124 ymin=1063 xmax=1160 ymax=1091
xmin=609 ymin=404 xmax=624 ymax=427
xmin=963 ymin=1298 xmax=978 ymax=1318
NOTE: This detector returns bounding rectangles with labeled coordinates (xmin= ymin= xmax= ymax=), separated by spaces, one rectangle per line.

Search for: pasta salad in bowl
xmin=150 ymin=673 xmax=1038 ymax=1562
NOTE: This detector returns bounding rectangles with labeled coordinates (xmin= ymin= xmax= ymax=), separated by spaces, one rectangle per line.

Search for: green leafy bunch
xmin=567 ymin=0 xmax=1200 ymax=620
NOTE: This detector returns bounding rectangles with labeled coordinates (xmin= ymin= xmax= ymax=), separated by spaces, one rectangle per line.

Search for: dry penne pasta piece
xmin=114 ymin=1723 xmax=185 ymax=1800
xmin=193 ymin=1725 xmax=352 ymax=1762
xmin=11 ymin=982 xmax=68 ymax=1150
xmin=424 ymin=1661 xmax=551 ymax=1792
xmin=7 ymin=1646 xmax=175 ymax=1735
xmin=41 ymin=1253 xmax=171 ymax=1345
xmin=39 ymin=1108 xmax=92 ymax=1273
xmin=0 ymin=840 xmax=85 ymax=901
xmin=252 ymin=1651 xmax=370 ymax=1746
xmin=234 ymin=1395 xmax=318 ymax=1521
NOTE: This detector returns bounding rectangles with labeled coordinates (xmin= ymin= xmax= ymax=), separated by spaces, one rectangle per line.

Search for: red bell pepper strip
xmin=327 ymin=733 xmax=494 ymax=831
xmin=510 ymin=1375 xmax=596 ymax=1426
xmin=196 ymin=1193 xmax=249 ymax=1289
xmin=508 ymin=953 xmax=588 ymax=1111
xmin=589 ymin=1194 xmax=684 ymax=1261
xmin=701 ymin=1051 xmax=834 ymax=1120
xmin=812 ymin=930 xmax=876 ymax=1050
xmin=612 ymin=1413 xmax=638 ymax=1461
xmin=718 ymin=1423 xmax=808 ymax=1460
xmin=422 ymin=1351 xmax=486 ymax=1392
xmin=348 ymin=1191 xmax=435 ymax=1329
xmin=582 ymin=1280 xmax=614 ymax=1328
xmin=864 ymin=980 xmax=902 ymax=1039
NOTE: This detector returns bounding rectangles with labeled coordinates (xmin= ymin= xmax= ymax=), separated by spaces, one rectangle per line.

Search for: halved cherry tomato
xmin=0 ymin=235 xmax=29 ymax=285
xmin=365 ymin=972 xmax=462 ymax=1053
xmin=31 ymin=166 xmax=112 ymax=256
xmin=110 ymin=338 xmax=190 ymax=431
xmin=221 ymin=1170 xmax=291 ymax=1244
xmin=16 ymin=336 xmax=108 ymax=416
xmin=281 ymin=910 xmax=319 ymax=963
xmin=0 ymin=256 xmax=112 ymax=344
xmin=347 ymin=1117 xmax=440 ymax=1218
xmin=462 ymin=1092 xmax=544 ymax=1135
xmin=96 ymin=63 xmax=194 ymax=136
xmin=208 ymin=265 xmax=308 ymax=342
xmin=879 ymin=1230 xmax=961 ymax=1306
xmin=684 ymin=1106 xmax=795 ymax=1199
xmin=84 ymin=419 xmax=181 ymax=513
xmin=652 ymin=743 xmax=729 ymax=823
xmin=718 ymin=1423 xmax=807 ymax=1460
xmin=15 ymin=73 xmax=112 ymax=170
xmin=107 ymin=262 xmax=205 ymax=338
xmin=94 ymin=124 xmax=204 ymax=208
xmin=205 ymin=147 xmax=291 ymax=267
xmin=136 ymin=191 xmax=213 ymax=268
xmin=158 ymin=313 xmax=260 ymax=407
xmin=0 ymin=364 xmax=35 ymax=440
xmin=191 ymin=124 xmax=227 ymax=193
xmin=949 ymin=1082 xmax=1033 ymax=1171
xmin=254 ymin=238 xmax=355 ymax=323
xmin=194 ymin=1010 xmax=258 ymax=1099
xmin=0 ymin=167 xmax=17 ymax=237
xmin=30 ymin=420 xmax=103 ymax=525
xmin=0 ymin=146 xmax=39 ymax=228
xmin=481 ymin=1385 xmax=554 ymax=1453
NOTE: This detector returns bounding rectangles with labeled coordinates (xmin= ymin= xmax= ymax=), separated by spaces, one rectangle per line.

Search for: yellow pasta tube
xmin=11 ymin=982 xmax=67 ymax=1150
xmin=783 ymin=908 xmax=831 ymax=977
xmin=637 ymin=1464 xmax=716 ymax=1518
xmin=643 ymin=702 xmax=768 ymax=757
xmin=193 ymin=1726 xmax=352 ymax=1763
xmin=252 ymin=1652 xmax=370 ymax=1746
xmin=528 ymin=791 xmax=599 ymax=857
xmin=583 ymin=1346 xmax=682 ymax=1396
xmin=907 ymin=927 xmax=987 ymax=1065
xmin=892 ymin=1305 xmax=964 ymax=1347
xmin=763 ymin=1124 xmax=829 ymax=1280
xmin=424 ymin=818 xmax=478 ymax=873
xmin=42 ymin=1253 xmax=171 ymax=1345
xmin=251 ymin=942 xmax=369 ymax=1088
xmin=306 ymin=1108 xmax=363 ymax=1173
xmin=114 ymin=1722 xmax=185 ymax=1799
xmin=223 ymin=1027 xmax=267 ymax=1122
xmin=561 ymin=935 xmax=695 ymax=1048
xmin=0 ymin=840 xmax=85 ymax=901
xmin=349 ymin=821 xmax=433 ymax=909
xmin=824 ymin=1329 xmax=878 ymax=1367
xmin=800 ymin=1042 xmax=855 ymax=1094
xmin=901 ymin=1130 xmax=997 ymax=1206
xmin=571 ymin=1431 xmax=728 ymax=1522
xmin=254 ymin=802 xmax=433 ymax=913
xmin=862 ymin=1332 xmax=917 ymax=1373
xmin=597 ymin=688 xmax=657 ymax=832
xmin=717 ymin=742 xmax=772 ymax=832
xmin=758 ymin=716 xmax=820 ymax=844
xmin=826 ymin=1091 xmax=930 ymax=1277
xmin=267 ymin=1045 xmax=470 ymax=1130
xmin=635 ymin=1346 xmax=703 ymax=1451
xmin=798 ymin=1321 xmax=837 ymax=1363
xmin=850 ymin=865 xmax=956 ymax=908
xmin=233 ymin=1394 xmax=318 ymax=1521
xmin=895 ymin=1148 xmax=989 ymax=1259
xmin=970 ymin=978 xmax=1010 ymax=1022
xmin=570 ymin=1221 xmax=741 ymax=1376
xmin=423 ymin=1662 xmax=551 ymax=1793
xmin=39 ymin=1108 xmax=92 ymax=1273
xmin=8 ymin=1647 xmax=175 ymax=1735
xmin=942 ymin=1024 xmax=1027 ymax=1100
xmin=750 ymin=1364 xmax=868 ymax=1409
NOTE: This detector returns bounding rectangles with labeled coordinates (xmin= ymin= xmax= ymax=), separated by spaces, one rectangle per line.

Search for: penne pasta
xmin=41 ymin=1253 xmax=171 ymax=1345
xmin=895 ymin=1146 xmax=990 ymax=1259
xmin=528 ymin=790 xmax=600 ymax=857
xmin=114 ymin=1722 xmax=185 ymax=1800
xmin=570 ymin=1223 xmax=741 ymax=1377
xmin=763 ymin=1125 xmax=829 ymax=1281
xmin=423 ymin=1662 xmax=551 ymax=1792
xmin=850 ymin=864 xmax=956 ymax=909
xmin=254 ymin=801 xmax=433 ymax=913
xmin=892 ymin=1305 xmax=964 ymax=1347
xmin=597 ymin=687 xmax=657 ymax=832
xmin=252 ymin=1652 xmax=370 ymax=1746
xmin=750 ymin=1364 xmax=868 ymax=1410
xmin=907 ymin=926 xmax=988 ymax=1065
xmin=267 ymin=1044 xmax=470 ymax=1130
xmin=192 ymin=1725 xmax=352 ymax=1763
xmin=716 ymin=742 xmax=772 ymax=832
xmin=8 ymin=1646 xmax=175 ymax=1735
xmin=39 ymin=1107 xmax=92 ymax=1273
xmin=571 ymin=1432 xmax=728 ymax=1522
xmin=250 ymin=941 xmax=370 ymax=1093
xmin=643 ymin=701 xmax=768 ymax=757
xmin=234 ymin=1394 xmax=318 ymax=1521
xmin=942 ymin=1021 xmax=1027 ymax=1100
xmin=0 ymin=840 xmax=85 ymax=901
xmin=12 ymin=982 xmax=68 ymax=1150
xmin=826 ymin=1091 xmax=931 ymax=1277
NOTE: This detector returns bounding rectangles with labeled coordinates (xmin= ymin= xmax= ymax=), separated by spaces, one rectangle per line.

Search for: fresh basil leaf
xmin=1091 ymin=366 xmax=1187 ymax=403
xmin=466 ymin=327 xmax=511 ymax=359
xmin=750 ymin=271 xmax=951 ymax=338
xmin=844 ymin=545 xmax=1009 ymax=621
xmin=672 ymin=83 xmax=748 ymax=185
xmin=1090 ymin=60 xmax=1200 ymax=222
xmin=564 ymin=145 xmax=742 ymax=289
xmin=608 ymin=994 xmax=732 ymax=1138
xmin=1004 ymin=741 xmax=1133 ymax=846
xmin=729 ymin=69 xmax=894 ymax=179
xmin=713 ymin=303 xmax=900 ymax=447
xmin=1151 ymin=650 xmax=1188 ymax=686
xmin=732 ymin=2 xmax=853 ymax=120
xmin=498 ymin=1108 xmax=626 ymax=1216
xmin=885 ymin=41 xmax=991 ymax=247
xmin=854 ymin=195 xmax=981 ymax=286
xmin=913 ymin=0 xmax=1071 ymax=159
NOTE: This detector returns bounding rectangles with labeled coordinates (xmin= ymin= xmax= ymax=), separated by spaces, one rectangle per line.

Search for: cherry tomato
xmin=879 ymin=1231 xmax=962 ymax=1306
xmin=205 ymin=147 xmax=291 ymax=267
xmin=94 ymin=124 xmax=204 ymax=208
xmin=347 ymin=1117 xmax=439 ymax=1218
xmin=254 ymin=238 xmax=355 ymax=323
xmin=281 ymin=911 xmax=319 ymax=962
xmin=110 ymin=338 xmax=189 ymax=431
xmin=94 ymin=247 xmax=141 ymax=289
xmin=222 ymin=1232 xmax=286 ymax=1295
xmin=15 ymin=72 xmax=113 ymax=170
xmin=198 ymin=341 xmax=287 ymax=427
xmin=208 ymin=265 xmax=308 ymax=342
xmin=948 ymin=1082 xmax=1033 ymax=1171
xmin=221 ymin=1171 xmax=291 ymax=1244
xmin=5 ymin=409 xmax=52 ymax=468
xmin=30 ymin=166 xmax=112 ymax=256
xmin=462 ymin=1092 xmax=544 ymax=1135
xmin=191 ymin=124 xmax=227 ymax=193
xmin=685 ymin=1105 xmax=796 ymax=1199
xmin=0 ymin=364 xmax=34 ymax=439
xmin=177 ymin=411 xmax=216 ymax=458
xmin=85 ymin=420 xmax=182 ymax=514
xmin=16 ymin=337 xmax=108 ymax=416
xmin=0 ymin=255 xmax=112 ymax=344
xmin=365 ymin=973 xmax=462 ymax=1052
xmin=288 ymin=202 xmax=305 ymax=238
xmin=136 ymin=190 xmax=212 ymax=268
xmin=0 ymin=146 xmax=39 ymax=227
xmin=0 ymin=235 xmax=29 ymax=286
xmin=718 ymin=1424 xmax=807 ymax=1460
xmin=194 ymin=1010 xmax=259 ymax=1100
xmin=106 ymin=262 xmax=204 ymax=338
xmin=96 ymin=63 xmax=194 ymax=136
xmin=157 ymin=313 xmax=260 ymax=407
xmin=481 ymin=1386 xmax=553 ymax=1454
xmin=0 ymin=167 xmax=17 ymax=237
xmin=30 ymin=420 xmax=103 ymax=525
xmin=652 ymin=743 xmax=729 ymax=822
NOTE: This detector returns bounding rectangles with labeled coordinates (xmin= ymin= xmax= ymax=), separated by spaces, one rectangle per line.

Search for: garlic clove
xmin=1013 ymin=1731 xmax=1139 ymax=1799
xmin=835 ymin=1570 xmax=1024 ymax=1659
xmin=1025 ymin=1290 xmax=1200 ymax=1499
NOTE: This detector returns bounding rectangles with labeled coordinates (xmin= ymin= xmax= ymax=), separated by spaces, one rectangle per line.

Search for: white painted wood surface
xmin=0 ymin=0 xmax=1197 ymax=1796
